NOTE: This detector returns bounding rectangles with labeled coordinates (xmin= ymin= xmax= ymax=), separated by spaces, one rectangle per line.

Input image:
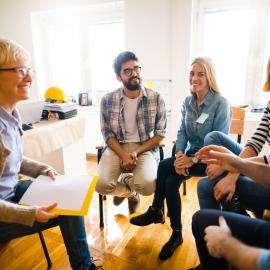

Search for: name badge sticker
xmin=196 ymin=113 xmax=209 ymax=124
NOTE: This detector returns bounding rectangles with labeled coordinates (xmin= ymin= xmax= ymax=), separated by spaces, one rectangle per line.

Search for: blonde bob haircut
xmin=0 ymin=38 xmax=30 ymax=67
xmin=191 ymin=57 xmax=220 ymax=94
xmin=262 ymin=58 xmax=270 ymax=92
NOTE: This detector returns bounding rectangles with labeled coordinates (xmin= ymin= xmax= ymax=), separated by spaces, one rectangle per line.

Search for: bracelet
xmin=263 ymin=155 xmax=269 ymax=165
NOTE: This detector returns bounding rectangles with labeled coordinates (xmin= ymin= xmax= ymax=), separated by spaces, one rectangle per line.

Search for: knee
xmin=95 ymin=178 xmax=116 ymax=195
xmin=197 ymin=177 xmax=212 ymax=198
xmin=165 ymin=175 xmax=183 ymax=192
xmin=157 ymin=161 xmax=167 ymax=178
xmin=204 ymin=130 xmax=222 ymax=146
xmin=192 ymin=210 xmax=202 ymax=227
xmin=157 ymin=157 xmax=173 ymax=176
xmin=191 ymin=210 xmax=206 ymax=236
xmin=134 ymin=180 xmax=156 ymax=196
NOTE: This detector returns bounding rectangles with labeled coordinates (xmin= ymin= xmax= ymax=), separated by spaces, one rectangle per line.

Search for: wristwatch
xmin=191 ymin=156 xmax=200 ymax=164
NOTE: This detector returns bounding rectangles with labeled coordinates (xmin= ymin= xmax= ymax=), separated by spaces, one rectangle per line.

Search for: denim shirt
xmin=175 ymin=89 xmax=232 ymax=155
xmin=0 ymin=106 xmax=23 ymax=199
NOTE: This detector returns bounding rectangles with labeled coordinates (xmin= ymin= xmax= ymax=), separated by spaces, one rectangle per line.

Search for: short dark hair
xmin=113 ymin=51 xmax=138 ymax=75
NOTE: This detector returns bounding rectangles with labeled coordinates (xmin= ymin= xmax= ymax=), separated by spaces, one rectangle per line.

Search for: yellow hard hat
xmin=44 ymin=86 xmax=68 ymax=103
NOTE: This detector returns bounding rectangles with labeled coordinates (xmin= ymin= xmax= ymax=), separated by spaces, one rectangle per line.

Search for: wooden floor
xmin=0 ymin=157 xmax=200 ymax=270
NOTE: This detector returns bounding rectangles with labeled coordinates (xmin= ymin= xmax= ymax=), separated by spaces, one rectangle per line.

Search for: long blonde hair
xmin=262 ymin=58 xmax=270 ymax=92
xmin=191 ymin=57 xmax=220 ymax=94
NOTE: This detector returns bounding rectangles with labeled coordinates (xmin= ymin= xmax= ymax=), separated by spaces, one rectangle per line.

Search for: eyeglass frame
xmin=0 ymin=67 xmax=35 ymax=78
xmin=121 ymin=65 xmax=142 ymax=77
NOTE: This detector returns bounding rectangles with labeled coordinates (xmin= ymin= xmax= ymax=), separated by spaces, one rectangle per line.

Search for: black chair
xmin=0 ymin=230 xmax=52 ymax=269
xmin=96 ymin=144 xmax=165 ymax=228
xmin=38 ymin=231 xmax=52 ymax=269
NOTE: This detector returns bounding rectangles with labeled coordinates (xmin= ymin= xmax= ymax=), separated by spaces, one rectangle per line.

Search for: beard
xmin=123 ymin=76 xmax=141 ymax=91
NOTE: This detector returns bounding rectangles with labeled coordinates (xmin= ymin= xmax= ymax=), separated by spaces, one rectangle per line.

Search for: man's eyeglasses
xmin=0 ymin=67 xmax=35 ymax=78
xmin=122 ymin=66 xmax=141 ymax=77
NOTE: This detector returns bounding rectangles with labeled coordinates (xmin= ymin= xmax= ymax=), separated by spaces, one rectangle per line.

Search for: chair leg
xmin=183 ymin=181 xmax=187 ymax=195
xmin=99 ymin=194 xmax=104 ymax=228
xmin=38 ymin=231 xmax=52 ymax=269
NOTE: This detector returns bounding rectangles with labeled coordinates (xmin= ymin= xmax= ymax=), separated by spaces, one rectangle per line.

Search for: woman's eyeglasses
xmin=0 ymin=67 xmax=35 ymax=78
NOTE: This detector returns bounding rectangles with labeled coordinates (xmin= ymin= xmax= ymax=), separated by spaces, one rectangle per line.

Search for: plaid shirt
xmin=100 ymin=87 xmax=167 ymax=144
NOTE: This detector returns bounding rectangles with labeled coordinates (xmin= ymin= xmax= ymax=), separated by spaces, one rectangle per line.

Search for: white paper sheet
xmin=19 ymin=175 xmax=95 ymax=211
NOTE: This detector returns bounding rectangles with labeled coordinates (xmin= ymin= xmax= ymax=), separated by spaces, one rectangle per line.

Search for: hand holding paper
xmin=35 ymin=203 xmax=58 ymax=222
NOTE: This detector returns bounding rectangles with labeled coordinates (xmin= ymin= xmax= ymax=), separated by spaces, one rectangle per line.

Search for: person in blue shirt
xmin=196 ymin=57 xmax=270 ymax=217
xmin=0 ymin=38 xmax=100 ymax=270
xmin=130 ymin=57 xmax=232 ymax=260
xmin=188 ymin=145 xmax=270 ymax=270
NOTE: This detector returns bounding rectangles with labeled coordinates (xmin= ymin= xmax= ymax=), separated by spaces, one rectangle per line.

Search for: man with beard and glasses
xmin=95 ymin=51 xmax=167 ymax=213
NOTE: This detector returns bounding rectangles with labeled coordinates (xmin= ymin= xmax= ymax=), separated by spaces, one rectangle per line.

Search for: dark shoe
xmin=129 ymin=206 xmax=165 ymax=226
xmin=187 ymin=265 xmax=202 ymax=270
xmin=113 ymin=196 xmax=125 ymax=206
xmin=159 ymin=230 xmax=183 ymax=260
xmin=128 ymin=192 xmax=140 ymax=213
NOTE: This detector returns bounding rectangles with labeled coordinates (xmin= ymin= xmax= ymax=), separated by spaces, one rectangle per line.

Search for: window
xmin=192 ymin=0 xmax=270 ymax=107
xmin=88 ymin=22 xmax=124 ymax=105
xmin=31 ymin=2 xmax=124 ymax=104
xmin=47 ymin=26 xmax=83 ymax=97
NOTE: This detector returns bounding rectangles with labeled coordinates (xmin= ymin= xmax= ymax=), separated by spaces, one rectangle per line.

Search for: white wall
xmin=125 ymin=0 xmax=171 ymax=80
xmin=0 ymin=0 xmax=193 ymax=156
xmin=170 ymin=0 xmax=192 ymax=145
xmin=125 ymin=0 xmax=192 ymax=154
xmin=0 ymin=0 xmax=91 ymax=99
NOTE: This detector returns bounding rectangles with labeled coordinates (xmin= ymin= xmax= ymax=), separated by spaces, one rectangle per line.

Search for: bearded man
xmin=95 ymin=51 xmax=167 ymax=213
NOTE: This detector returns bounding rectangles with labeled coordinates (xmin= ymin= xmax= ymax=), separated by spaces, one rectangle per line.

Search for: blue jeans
xmin=192 ymin=209 xmax=270 ymax=270
xmin=152 ymin=156 xmax=206 ymax=230
xmin=198 ymin=131 xmax=270 ymax=213
xmin=0 ymin=180 xmax=92 ymax=270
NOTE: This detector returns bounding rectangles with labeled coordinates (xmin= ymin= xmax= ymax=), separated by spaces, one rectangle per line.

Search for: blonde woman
xmin=197 ymin=57 xmax=270 ymax=224
xmin=130 ymin=57 xmax=232 ymax=260
xmin=0 ymin=38 xmax=100 ymax=270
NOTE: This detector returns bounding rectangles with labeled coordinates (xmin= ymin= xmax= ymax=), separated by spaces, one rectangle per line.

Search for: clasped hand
xmin=174 ymin=152 xmax=193 ymax=176
xmin=120 ymin=152 xmax=138 ymax=172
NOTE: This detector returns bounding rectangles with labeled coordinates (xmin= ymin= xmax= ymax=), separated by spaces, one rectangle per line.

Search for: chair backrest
xmin=229 ymin=106 xmax=246 ymax=143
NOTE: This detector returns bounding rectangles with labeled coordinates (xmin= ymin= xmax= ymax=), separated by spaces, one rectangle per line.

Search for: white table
xmin=22 ymin=116 xmax=87 ymax=175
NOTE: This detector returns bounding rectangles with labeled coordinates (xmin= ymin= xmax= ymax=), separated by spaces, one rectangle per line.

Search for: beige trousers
xmin=96 ymin=143 xmax=157 ymax=198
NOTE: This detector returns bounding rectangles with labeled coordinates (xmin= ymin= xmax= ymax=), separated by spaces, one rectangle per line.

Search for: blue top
xmin=258 ymin=250 xmax=270 ymax=270
xmin=0 ymin=106 xmax=23 ymax=200
xmin=175 ymin=89 xmax=232 ymax=155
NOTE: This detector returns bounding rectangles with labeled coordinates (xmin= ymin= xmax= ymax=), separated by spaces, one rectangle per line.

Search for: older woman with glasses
xmin=0 ymin=38 xmax=99 ymax=270
xmin=130 ymin=57 xmax=232 ymax=260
